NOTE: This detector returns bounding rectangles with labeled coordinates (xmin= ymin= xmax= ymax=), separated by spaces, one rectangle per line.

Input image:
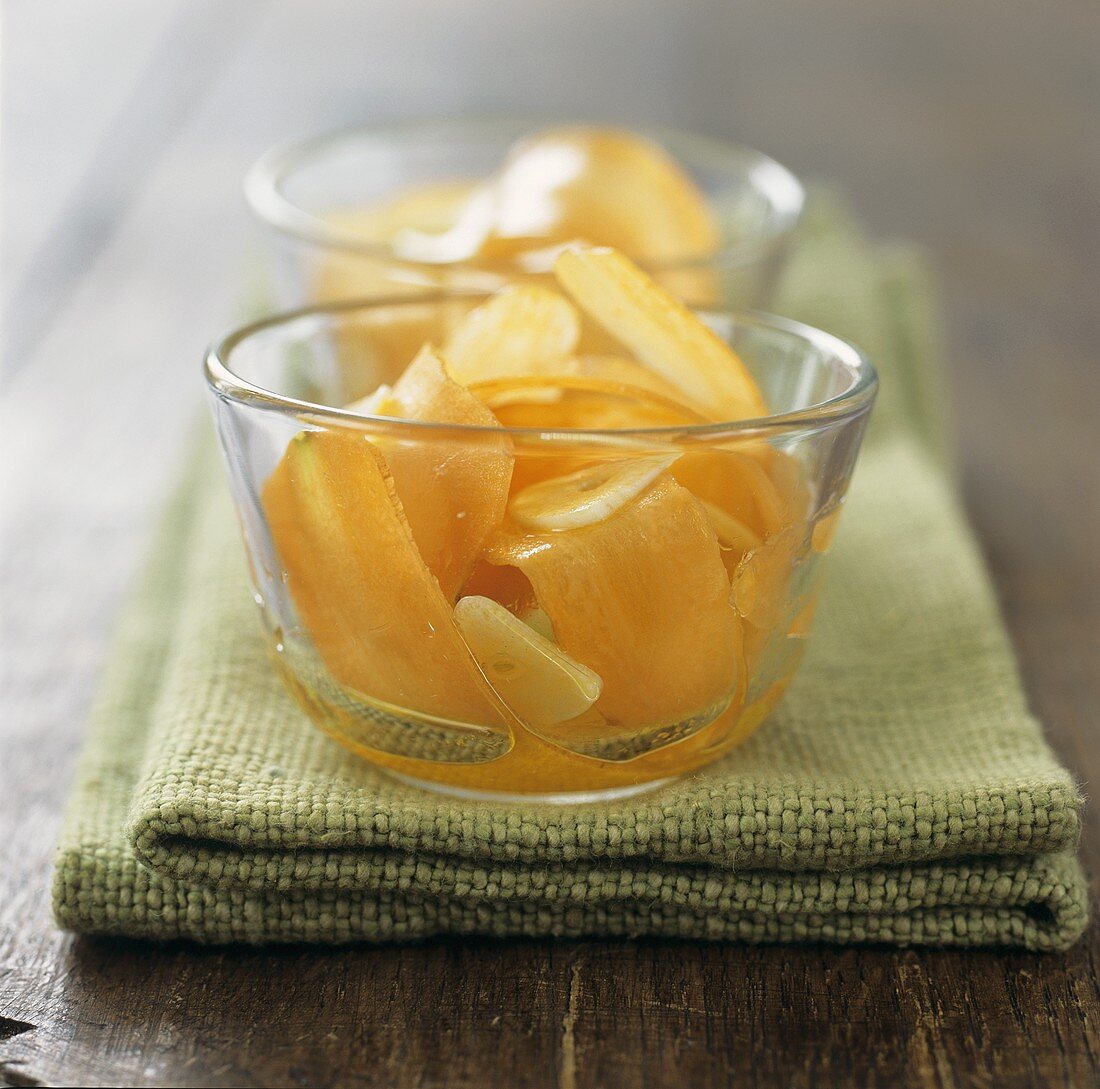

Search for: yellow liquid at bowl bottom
xmin=273 ymin=643 xmax=802 ymax=799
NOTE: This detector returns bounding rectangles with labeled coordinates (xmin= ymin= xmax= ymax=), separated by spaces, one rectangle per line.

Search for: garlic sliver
xmin=443 ymin=284 xmax=581 ymax=386
xmin=521 ymin=607 xmax=556 ymax=642
xmin=344 ymin=384 xmax=400 ymax=417
xmin=454 ymin=595 xmax=602 ymax=725
xmin=509 ymin=454 xmax=679 ymax=532
xmin=554 ymin=246 xmax=768 ymax=420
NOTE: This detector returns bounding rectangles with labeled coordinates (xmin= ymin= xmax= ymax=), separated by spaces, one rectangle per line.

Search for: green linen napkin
xmin=52 ymin=202 xmax=1088 ymax=950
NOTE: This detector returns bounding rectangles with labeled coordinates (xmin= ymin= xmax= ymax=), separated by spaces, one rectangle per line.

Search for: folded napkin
xmin=53 ymin=201 xmax=1088 ymax=950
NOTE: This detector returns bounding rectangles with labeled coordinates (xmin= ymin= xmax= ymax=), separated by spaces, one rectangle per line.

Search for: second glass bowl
xmin=245 ymin=119 xmax=806 ymax=312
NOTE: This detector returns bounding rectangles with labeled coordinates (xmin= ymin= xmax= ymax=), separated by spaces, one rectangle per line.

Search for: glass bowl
xmin=245 ymin=118 xmax=805 ymax=312
xmin=204 ymin=295 xmax=875 ymax=801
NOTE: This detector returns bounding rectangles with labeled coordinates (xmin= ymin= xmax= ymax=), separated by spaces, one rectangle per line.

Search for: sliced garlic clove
xmin=508 ymin=454 xmax=679 ymax=532
xmin=521 ymin=607 xmax=556 ymax=642
xmin=454 ymin=595 xmax=602 ymax=725
xmin=554 ymin=246 xmax=768 ymax=421
xmin=443 ymin=284 xmax=581 ymax=387
xmin=344 ymin=384 xmax=401 ymax=417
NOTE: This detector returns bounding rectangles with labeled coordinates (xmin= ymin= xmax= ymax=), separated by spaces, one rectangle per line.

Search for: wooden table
xmin=2 ymin=2 xmax=1097 ymax=1085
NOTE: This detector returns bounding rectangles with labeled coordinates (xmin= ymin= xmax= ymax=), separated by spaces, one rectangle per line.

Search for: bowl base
xmin=379 ymin=768 xmax=676 ymax=805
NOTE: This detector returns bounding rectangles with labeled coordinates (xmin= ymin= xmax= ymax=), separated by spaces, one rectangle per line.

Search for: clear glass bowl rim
xmin=243 ymin=116 xmax=807 ymax=274
xmin=204 ymin=292 xmax=878 ymax=443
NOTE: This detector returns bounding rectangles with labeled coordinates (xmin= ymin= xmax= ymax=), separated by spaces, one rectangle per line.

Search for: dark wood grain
xmin=1 ymin=1 xmax=1098 ymax=1086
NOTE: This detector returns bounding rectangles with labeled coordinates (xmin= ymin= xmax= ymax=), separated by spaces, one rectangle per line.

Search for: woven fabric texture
xmin=52 ymin=202 xmax=1088 ymax=950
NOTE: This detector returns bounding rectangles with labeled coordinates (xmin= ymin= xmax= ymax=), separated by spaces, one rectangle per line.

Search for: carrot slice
xmin=731 ymin=525 xmax=804 ymax=632
xmin=671 ymin=446 xmax=787 ymax=541
xmin=487 ymin=128 xmax=720 ymax=265
xmin=262 ymin=430 xmax=509 ymax=729
xmin=472 ymin=374 xmax=707 ymax=430
xmin=485 ymin=474 xmax=741 ymax=732
xmin=732 ymin=522 xmax=811 ymax=676
xmin=377 ymin=346 xmax=514 ymax=600
xmin=554 ymin=246 xmax=768 ymax=420
xmin=696 ymin=498 xmax=763 ymax=579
